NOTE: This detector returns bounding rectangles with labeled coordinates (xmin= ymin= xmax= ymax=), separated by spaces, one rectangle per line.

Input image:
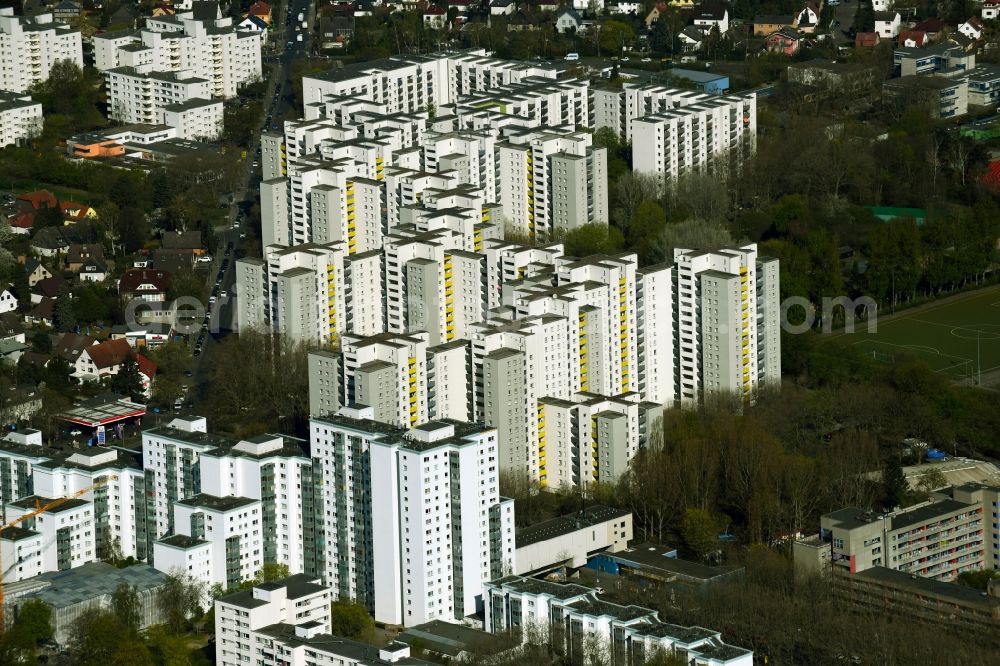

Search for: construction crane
xmin=0 ymin=475 xmax=116 ymax=631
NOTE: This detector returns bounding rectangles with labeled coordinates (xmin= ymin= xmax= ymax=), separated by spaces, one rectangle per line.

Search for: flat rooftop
xmin=58 ymin=393 xmax=146 ymax=427
xmin=175 ymin=493 xmax=258 ymax=512
xmin=4 ymin=562 xmax=167 ymax=609
xmin=516 ymin=505 xmax=630 ymax=547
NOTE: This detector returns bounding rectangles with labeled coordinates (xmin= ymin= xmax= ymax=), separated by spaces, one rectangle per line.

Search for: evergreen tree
xmin=881 ymin=455 xmax=909 ymax=511
xmin=110 ymin=356 xmax=146 ymax=401
xmin=53 ymin=285 xmax=76 ymax=332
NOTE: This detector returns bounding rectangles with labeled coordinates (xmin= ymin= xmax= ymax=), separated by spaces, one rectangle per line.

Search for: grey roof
xmin=890 ymin=499 xmax=973 ymax=531
xmin=157 ymin=534 xmax=208 ymax=549
xmin=398 ymin=621 xmax=502 ymax=657
xmin=11 ymin=562 xmax=167 ymax=609
xmin=516 ymin=505 xmax=630 ymax=547
xmin=255 ymin=625 xmax=435 ymax=666
xmin=175 ymin=493 xmax=259 ymax=512
xmin=610 ymin=543 xmax=742 ymax=582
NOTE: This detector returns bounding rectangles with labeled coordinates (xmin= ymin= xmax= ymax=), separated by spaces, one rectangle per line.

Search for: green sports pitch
xmin=831 ymin=286 xmax=1000 ymax=380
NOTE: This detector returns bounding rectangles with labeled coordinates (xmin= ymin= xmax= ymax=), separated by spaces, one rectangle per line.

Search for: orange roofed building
xmin=247 ymin=1 xmax=273 ymax=24
xmin=69 ymin=137 xmax=126 ymax=159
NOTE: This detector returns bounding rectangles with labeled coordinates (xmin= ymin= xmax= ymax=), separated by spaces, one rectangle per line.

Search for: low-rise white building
xmin=485 ymin=576 xmax=753 ymax=665
xmin=0 ymin=91 xmax=42 ymax=147
xmin=216 ymin=575 xmax=430 ymax=666
xmin=514 ymin=506 xmax=632 ymax=575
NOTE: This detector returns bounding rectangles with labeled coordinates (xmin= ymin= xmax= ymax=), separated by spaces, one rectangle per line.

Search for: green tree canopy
xmin=563 ymin=223 xmax=625 ymax=258
xmin=329 ymin=601 xmax=376 ymax=643
xmin=110 ymin=356 xmax=146 ymax=401
xmin=111 ymin=583 xmax=141 ymax=633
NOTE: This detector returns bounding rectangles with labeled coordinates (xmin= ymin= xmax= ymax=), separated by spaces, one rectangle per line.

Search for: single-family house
xmin=24 ymin=259 xmax=52 ymax=288
xmin=118 ymin=269 xmax=172 ymax=304
xmin=983 ymin=0 xmax=999 ymax=21
xmin=79 ymin=256 xmax=109 ymax=283
xmin=794 ymin=2 xmax=821 ymax=34
xmin=52 ymin=0 xmax=82 ymax=21
xmin=874 ymin=11 xmax=901 ymax=39
xmin=753 ymin=14 xmax=794 ymax=37
xmin=73 ymin=338 xmax=134 ymax=382
xmin=491 ymin=0 xmax=516 ymax=16
xmin=136 ymin=354 xmax=157 ymax=397
xmin=913 ymin=18 xmax=946 ymax=40
xmin=556 ymin=8 xmax=583 ymax=34
xmin=26 ymin=299 xmax=54 ymax=327
xmin=872 ymin=0 xmax=891 ymax=10
xmin=152 ymin=4 xmax=177 ymax=17
xmin=239 ymin=15 xmax=269 ymax=42
xmin=8 ymin=212 xmax=33 ymax=234
xmin=246 ymin=0 xmax=272 ymax=24
xmin=66 ymin=244 xmax=105 ymax=273
xmin=959 ymin=17 xmax=983 ymax=41
xmin=855 ymin=31 xmax=880 ymax=48
xmin=30 ymin=276 xmax=66 ymax=306
xmin=766 ymin=27 xmax=803 ymax=55
xmin=679 ymin=26 xmax=706 ymax=52
xmin=0 ymin=312 xmax=25 ymax=344
xmin=0 ymin=286 xmax=17 ymax=314
xmin=608 ymin=1 xmax=641 ymax=14
xmin=508 ymin=12 xmax=544 ymax=32
xmin=693 ymin=3 xmax=729 ymax=35
xmin=53 ymin=332 xmax=97 ymax=366
xmin=15 ymin=190 xmax=57 ymax=215
xmin=528 ymin=0 xmax=564 ymax=13
xmin=422 ymin=6 xmax=447 ymax=28
xmin=645 ymin=2 xmax=668 ymax=29
xmin=60 ymin=201 xmax=97 ymax=224
xmin=897 ymin=31 xmax=928 ymax=48
xmin=30 ymin=225 xmax=87 ymax=258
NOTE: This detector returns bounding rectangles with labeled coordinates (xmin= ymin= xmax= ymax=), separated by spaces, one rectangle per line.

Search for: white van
xmin=564 ymin=53 xmax=579 ymax=61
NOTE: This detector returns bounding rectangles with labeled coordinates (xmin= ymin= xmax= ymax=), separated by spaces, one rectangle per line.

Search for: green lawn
xmin=834 ymin=285 xmax=1000 ymax=380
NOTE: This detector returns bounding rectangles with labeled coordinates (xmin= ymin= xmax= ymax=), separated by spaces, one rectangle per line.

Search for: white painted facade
xmin=0 ymin=9 xmax=83 ymax=94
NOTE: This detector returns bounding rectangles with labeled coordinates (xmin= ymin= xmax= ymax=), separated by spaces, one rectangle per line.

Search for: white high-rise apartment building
xmin=369 ymin=419 xmax=514 ymax=625
xmin=309 ymin=408 xmax=515 ymax=626
xmin=0 ymin=9 xmax=83 ymax=94
xmin=538 ymin=393 xmax=662 ymax=489
xmin=341 ymin=332 xmax=430 ymax=428
xmin=94 ymin=6 xmax=262 ymax=99
xmin=105 ymin=66 xmax=222 ymax=140
xmin=235 ymin=242 xmax=347 ymax=345
xmin=154 ymin=494 xmax=263 ymax=589
xmin=632 ymin=94 xmax=757 ymax=182
xmin=4 ymin=496 xmax=94 ymax=573
xmin=383 ymin=228 xmax=487 ymax=345
xmin=0 ymin=91 xmax=42 ymax=147
xmin=0 ymin=430 xmax=151 ymax=571
xmin=672 ymin=245 xmax=780 ymax=406
xmin=497 ymin=127 xmax=608 ymax=240
xmin=141 ymin=416 xmax=222 ymax=542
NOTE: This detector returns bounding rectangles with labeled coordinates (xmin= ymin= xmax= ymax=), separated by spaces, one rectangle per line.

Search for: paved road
xmin=183 ymin=0 xmax=316 ymax=406
xmin=831 ymin=0 xmax=859 ymax=45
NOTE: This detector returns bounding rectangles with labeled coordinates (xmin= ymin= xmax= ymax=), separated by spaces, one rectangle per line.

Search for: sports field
xmin=832 ymin=286 xmax=1000 ymax=381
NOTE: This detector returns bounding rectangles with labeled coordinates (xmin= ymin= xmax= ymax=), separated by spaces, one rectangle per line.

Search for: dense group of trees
xmin=204 ymin=329 xmax=313 ymax=437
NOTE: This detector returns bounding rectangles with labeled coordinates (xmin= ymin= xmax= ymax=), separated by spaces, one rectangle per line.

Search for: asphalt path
xmin=182 ymin=0 xmax=316 ymax=409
